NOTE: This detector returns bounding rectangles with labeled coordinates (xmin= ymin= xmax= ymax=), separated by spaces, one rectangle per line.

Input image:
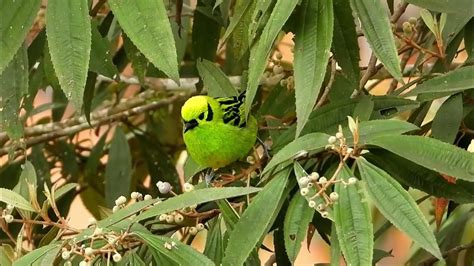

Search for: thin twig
xmin=0 ymin=93 xmax=186 ymax=157
xmin=357 ymin=53 xmax=378 ymax=94
xmin=315 ymin=58 xmax=337 ymax=109
xmin=420 ymin=242 xmax=474 ymax=265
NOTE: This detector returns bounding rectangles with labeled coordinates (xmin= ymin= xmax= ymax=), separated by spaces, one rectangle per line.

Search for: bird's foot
xmin=204 ymin=169 xmax=216 ymax=186
xmin=257 ymin=137 xmax=271 ymax=159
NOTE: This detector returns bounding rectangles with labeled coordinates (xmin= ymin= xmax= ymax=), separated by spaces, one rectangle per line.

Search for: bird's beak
xmin=183 ymin=119 xmax=198 ymax=133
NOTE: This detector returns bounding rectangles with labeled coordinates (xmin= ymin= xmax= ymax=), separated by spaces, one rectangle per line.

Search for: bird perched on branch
xmin=181 ymin=92 xmax=258 ymax=170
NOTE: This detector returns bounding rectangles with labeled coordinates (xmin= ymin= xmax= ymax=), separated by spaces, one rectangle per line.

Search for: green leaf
xmin=197 ymin=59 xmax=238 ymax=97
xmin=229 ymin=0 xmax=256 ymax=60
xmin=135 ymin=231 xmax=214 ymax=265
xmin=368 ymin=135 xmax=474 ymax=182
xmin=203 ymin=218 xmax=224 ymax=264
xmin=431 ymin=93 xmax=463 ymax=143
xmin=330 ymin=223 xmax=342 ymax=266
xmin=89 ymin=22 xmax=117 ymax=78
xmin=105 ymin=128 xmax=132 ymax=207
xmin=420 ymin=10 xmax=438 ymax=38
xmin=348 ymin=119 xmax=418 ymax=145
xmin=192 ymin=0 xmax=221 ymax=61
xmin=263 ymin=133 xmax=330 ymax=175
xmin=13 ymin=160 xmax=37 ymax=217
xmin=53 ymin=183 xmax=77 ymax=201
xmin=357 ymin=158 xmax=442 ymax=260
xmin=12 ymin=244 xmax=61 ymax=266
xmin=0 ymin=188 xmax=35 ymax=212
xmin=405 ymin=0 xmax=474 ymax=15
xmin=0 ymin=245 xmax=14 ymax=266
xmin=349 ymin=0 xmax=402 ymax=82
xmin=0 ymin=0 xmax=40 ymax=74
xmin=122 ymin=34 xmax=148 ymax=83
xmin=294 ymin=0 xmax=333 ymax=138
xmin=245 ymin=0 xmax=299 ymax=117
xmin=0 ymin=44 xmax=28 ymax=140
xmin=46 ymin=0 xmax=91 ymax=110
xmin=465 ymin=18 xmax=474 ymax=63
xmin=405 ymin=66 xmax=474 ymax=100
xmin=333 ymin=165 xmax=373 ymax=266
xmin=108 ymin=0 xmax=179 ymax=82
xmin=222 ymin=168 xmax=290 ymax=265
xmin=283 ymin=193 xmax=314 ymax=262
xmin=135 ymin=187 xmax=260 ymax=221
xmin=353 ymin=96 xmax=374 ymax=121
xmin=183 ymin=156 xmax=206 ymax=181
xmin=222 ymin=0 xmax=252 ymax=43
xmin=366 ymin=150 xmax=474 ymax=204
xmin=273 ymin=96 xmax=419 ymax=150
xmin=332 ymin=0 xmax=360 ymax=86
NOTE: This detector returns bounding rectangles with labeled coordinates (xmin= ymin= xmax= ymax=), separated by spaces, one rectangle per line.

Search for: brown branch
xmin=420 ymin=242 xmax=474 ymax=265
xmin=0 ymin=93 xmax=187 ymax=157
xmin=315 ymin=58 xmax=337 ymax=109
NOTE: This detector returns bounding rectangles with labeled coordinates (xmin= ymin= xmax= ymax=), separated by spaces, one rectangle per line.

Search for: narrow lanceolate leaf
xmin=203 ymin=218 xmax=224 ymax=264
xmin=332 ymin=0 xmax=360 ymax=86
xmin=330 ymin=223 xmax=342 ymax=266
xmin=245 ymin=0 xmax=299 ymax=118
xmin=349 ymin=0 xmax=402 ymax=82
xmin=108 ymin=0 xmax=179 ymax=82
xmin=369 ymin=135 xmax=474 ymax=182
xmin=222 ymin=169 xmax=290 ymax=265
xmin=0 ymin=45 xmax=28 ymax=140
xmin=135 ymin=187 xmax=260 ymax=221
xmin=284 ymin=193 xmax=314 ymax=262
xmin=294 ymin=0 xmax=333 ymax=138
xmin=197 ymin=59 xmax=238 ymax=97
xmin=333 ymin=165 xmax=373 ymax=266
xmin=431 ymin=93 xmax=463 ymax=143
xmin=262 ymin=133 xmax=330 ymax=175
xmin=357 ymin=158 xmax=442 ymax=260
xmin=12 ymin=244 xmax=61 ymax=266
xmin=0 ymin=0 xmax=40 ymax=74
xmin=46 ymin=0 xmax=91 ymax=110
xmin=134 ymin=231 xmax=214 ymax=266
xmin=405 ymin=0 xmax=474 ymax=15
xmin=0 ymin=188 xmax=35 ymax=212
xmin=222 ymin=0 xmax=252 ymax=43
xmin=105 ymin=128 xmax=132 ymax=207
xmin=405 ymin=66 xmax=474 ymax=99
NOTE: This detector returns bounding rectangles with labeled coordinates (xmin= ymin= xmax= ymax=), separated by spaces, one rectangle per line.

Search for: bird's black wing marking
xmin=217 ymin=92 xmax=247 ymax=128
xmin=206 ymin=103 xmax=214 ymax=121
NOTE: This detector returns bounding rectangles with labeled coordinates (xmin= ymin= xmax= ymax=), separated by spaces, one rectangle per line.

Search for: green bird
xmin=181 ymin=93 xmax=258 ymax=169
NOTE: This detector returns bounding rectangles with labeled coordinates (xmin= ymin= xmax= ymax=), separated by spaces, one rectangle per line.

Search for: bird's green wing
xmin=216 ymin=92 xmax=247 ymax=128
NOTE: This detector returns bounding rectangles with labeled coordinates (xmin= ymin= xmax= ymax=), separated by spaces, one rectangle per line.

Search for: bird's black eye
xmin=198 ymin=112 xmax=205 ymax=120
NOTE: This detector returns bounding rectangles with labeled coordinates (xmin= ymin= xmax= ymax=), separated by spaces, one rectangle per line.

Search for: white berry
xmin=113 ymin=253 xmax=122 ymax=262
xmin=114 ymin=196 xmax=127 ymax=206
xmin=183 ymin=183 xmax=194 ymax=192
xmin=4 ymin=214 xmax=14 ymax=223
xmin=330 ymin=192 xmax=339 ymax=201
xmin=328 ymin=136 xmax=337 ymax=144
xmin=300 ymin=187 xmax=309 ymax=196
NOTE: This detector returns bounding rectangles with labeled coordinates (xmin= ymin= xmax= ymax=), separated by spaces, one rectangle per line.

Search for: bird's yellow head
xmin=181 ymin=96 xmax=215 ymax=133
